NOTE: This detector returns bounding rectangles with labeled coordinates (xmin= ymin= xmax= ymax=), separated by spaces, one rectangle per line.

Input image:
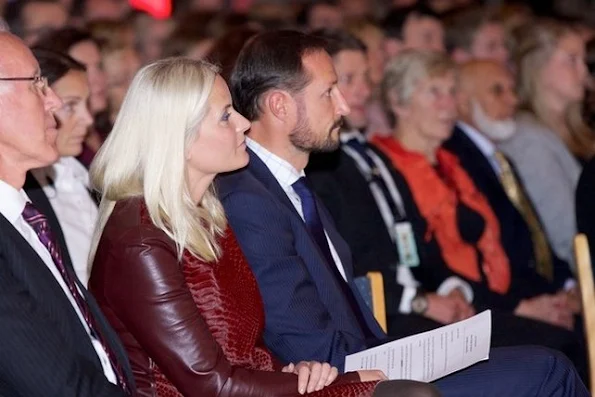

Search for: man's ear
xmin=451 ymin=48 xmax=471 ymax=64
xmin=456 ymin=90 xmax=474 ymax=121
xmin=264 ymin=90 xmax=294 ymax=122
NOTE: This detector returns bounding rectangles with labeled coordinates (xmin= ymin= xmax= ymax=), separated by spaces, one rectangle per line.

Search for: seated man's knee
xmin=373 ymin=380 xmax=441 ymax=397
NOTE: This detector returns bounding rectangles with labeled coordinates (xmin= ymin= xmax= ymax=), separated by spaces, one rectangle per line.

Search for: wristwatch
xmin=411 ymin=292 xmax=428 ymax=315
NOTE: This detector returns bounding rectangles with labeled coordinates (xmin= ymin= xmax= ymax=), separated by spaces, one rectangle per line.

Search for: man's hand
xmin=282 ymin=361 xmax=339 ymax=394
xmin=424 ymin=291 xmax=475 ymax=324
xmin=561 ymin=287 xmax=581 ymax=314
xmin=514 ymin=294 xmax=574 ymax=330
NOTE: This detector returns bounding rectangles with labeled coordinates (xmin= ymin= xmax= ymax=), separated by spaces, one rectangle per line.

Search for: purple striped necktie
xmin=22 ymin=202 xmax=129 ymax=393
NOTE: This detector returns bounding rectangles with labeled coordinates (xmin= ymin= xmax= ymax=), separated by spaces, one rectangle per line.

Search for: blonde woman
xmin=87 ymin=57 xmax=429 ymax=397
xmin=499 ymin=19 xmax=592 ymax=267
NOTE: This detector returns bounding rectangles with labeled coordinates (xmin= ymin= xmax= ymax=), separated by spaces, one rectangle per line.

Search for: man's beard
xmin=471 ymin=100 xmax=516 ymax=142
xmin=289 ymin=100 xmax=342 ymax=153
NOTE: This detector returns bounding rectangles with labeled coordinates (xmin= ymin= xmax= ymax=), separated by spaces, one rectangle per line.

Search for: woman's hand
xmin=357 ymin=369 xmax=388 ymax=382
xmin=282 ymin=361 xmax=339 ymax=394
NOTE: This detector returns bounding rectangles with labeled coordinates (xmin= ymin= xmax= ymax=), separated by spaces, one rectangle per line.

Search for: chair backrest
xmin=574 ymin=233 xmax=595 ymax=393
xmin=354 ymin=272 xmax=387 ymax=332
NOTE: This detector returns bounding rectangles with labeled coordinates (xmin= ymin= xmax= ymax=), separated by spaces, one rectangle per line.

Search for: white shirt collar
xmin=32 ymin=157 xmax=90 ymax=193
xmin=340 ymin=129 xmax=366 ymax=144
xmin=246 ymin=137 xmax=305 ymax=190
xmin=0 ymin=179 xmax=30 ymax=224
xmin=457 ymin=121 xmax=496 ymax=159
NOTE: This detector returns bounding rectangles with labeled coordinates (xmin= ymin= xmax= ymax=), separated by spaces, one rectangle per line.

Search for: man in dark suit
xmin=444 ymin=60 xmax=579 ymax=329
xmin=0 ymin=32 xmax=133 ymax=396
xmin=306 ymin=30 xmax=474 ymax=334
xmin=217 ymin=29 xmax=588 ymax=396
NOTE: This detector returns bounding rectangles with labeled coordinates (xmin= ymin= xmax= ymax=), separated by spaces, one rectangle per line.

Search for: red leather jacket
xmin=89 ymin=198 xmax=376 ymax=397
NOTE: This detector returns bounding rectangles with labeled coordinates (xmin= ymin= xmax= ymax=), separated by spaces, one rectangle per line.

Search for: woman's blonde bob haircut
xmin=381 ymin=49 xmax=456 ymax=122
xmin=514 ymin=19 xmax=594 ymax=160
xmin=89 ymin=57 xmax=226 ymax=266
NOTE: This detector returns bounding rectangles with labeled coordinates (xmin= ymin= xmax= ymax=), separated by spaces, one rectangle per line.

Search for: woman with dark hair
xmin=36 ymin=27 xmax=109 ymax=167
xmin=30 ymin=48 xmax=97 ymax=285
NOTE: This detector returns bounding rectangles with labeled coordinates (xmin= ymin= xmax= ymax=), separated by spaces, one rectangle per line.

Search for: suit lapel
xmin=451 ymin=126 xmax=502 ymax=186
xmin=247 ymin=150 xmax=385 ymax=338
xmin=0 ymin=214 xmax=102 ymax=363
xmin=247 ymin=149 xmax=308 ymax=221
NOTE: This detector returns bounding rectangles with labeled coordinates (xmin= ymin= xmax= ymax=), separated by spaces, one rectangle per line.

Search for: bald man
xmin=0 ymin=33 xmax=133 ymax=396
xmin=443 ymin=60 xmax=586 ymax=372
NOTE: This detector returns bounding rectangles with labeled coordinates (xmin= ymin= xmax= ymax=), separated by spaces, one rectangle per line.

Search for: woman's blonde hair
xmin=514 ymin=19 xmax=595 ymax=160
xmin=381 ymin=49 xmax=456 ymax=123
xmin=89 ymin=57 xmax=226 ymax=267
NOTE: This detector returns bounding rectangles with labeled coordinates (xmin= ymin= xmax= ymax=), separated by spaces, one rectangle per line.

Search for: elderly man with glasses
xmin=0 ymin=32 xmax=134 ymax=397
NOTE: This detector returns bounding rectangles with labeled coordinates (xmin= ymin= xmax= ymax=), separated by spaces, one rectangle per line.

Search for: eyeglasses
xmin=0 ymin=75 xmax=48 ymax=95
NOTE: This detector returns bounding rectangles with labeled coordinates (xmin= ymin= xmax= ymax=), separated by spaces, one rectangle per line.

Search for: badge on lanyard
xmin=394 ymin=222 xmax=420 ymax=267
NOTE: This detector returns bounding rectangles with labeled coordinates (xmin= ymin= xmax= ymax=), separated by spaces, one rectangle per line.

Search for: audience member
xmin=499 ymin=19 xmax=592 ymax=268
xmin=90 ymin=20 xmax=141 ymax=124
xmin=29 ymin=48 xmax=97 ymax=285
xmin=0 ymin=31 xmax=132 ymax=397
xmin=298 ymin=0 xmax=343 ymax=32
xmin=82 ymin=0 xmax=130 ymax=22
xmin=307 ymin=30 xmax=475 ymax=332
xmin=382 ymin=4 xmax=445 ymax=59
xmin=372 ymin=5 xmax=446 ymax=137
xmin=446 ymin=60 xmax=576 ymax=301
xmin=132 ymin=12 xmax=176 ymax=64
xmin=219 ymin=29 xmax=588 ymax=397
xmin=444 ymin=6 xmax=509 ymax=65
xmin=4 ymin=0 xmax=68 ymax=45
xmin=36 ymin=28 xmax=110 ymax=166
xmin=87 ymin=55 xmax=436 ymax=397
xmin=35 ymin=28 xmax=108 ymax=127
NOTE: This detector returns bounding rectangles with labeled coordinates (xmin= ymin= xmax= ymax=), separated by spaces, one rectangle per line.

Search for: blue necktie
xmin=292 ymin=176 xmax=375 ymax=338
xmin=292 ymin=177 xmax=336 ymax=269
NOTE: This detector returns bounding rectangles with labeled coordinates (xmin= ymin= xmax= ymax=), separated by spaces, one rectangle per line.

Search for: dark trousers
xmin=435 ymin=346 xmax=589 ymax=397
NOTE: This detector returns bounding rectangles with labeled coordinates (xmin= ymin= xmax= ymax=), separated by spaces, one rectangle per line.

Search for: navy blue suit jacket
xmin=443 ymin=126 xmax=572 ymax=296
xmin=216 ymin=149 xmax=386 ymax=371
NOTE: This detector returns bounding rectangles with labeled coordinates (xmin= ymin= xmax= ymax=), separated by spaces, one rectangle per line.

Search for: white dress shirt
xmin=247 ymin=137 xmax=348 ymax=281
xmin=457 ymin=121 xmax=501 ymax=174
xmin=32 ymin=157 xmax=98 ymax=286
xmin=0 ymin=179 xmax=117 ymax=384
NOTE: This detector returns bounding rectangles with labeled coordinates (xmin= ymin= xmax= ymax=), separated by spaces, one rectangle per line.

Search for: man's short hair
xmin=230 ymin=30 xmax=328 ymax=121
xmin=444 ymin=6 xmax=502 ymax=53
xmin=382 ymin=4 xmax=440 ymax=40
xmin=312 ymin=29 xmax=366 ymax=58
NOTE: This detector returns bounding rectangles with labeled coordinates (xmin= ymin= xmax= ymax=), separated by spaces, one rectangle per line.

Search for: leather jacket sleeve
xmin=101 ymin=226 xmax=361 ymax=397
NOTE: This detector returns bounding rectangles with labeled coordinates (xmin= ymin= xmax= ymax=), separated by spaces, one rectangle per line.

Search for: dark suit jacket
xmin=307 ymin=147 xmax=409 ymax=317
xmin=443 ymin=126 xmax=572 ymax=296
xmin=216 ymin=149 xmax=386 ymax=371
xmin=0 ymin=173 xmax=134 ymax=397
